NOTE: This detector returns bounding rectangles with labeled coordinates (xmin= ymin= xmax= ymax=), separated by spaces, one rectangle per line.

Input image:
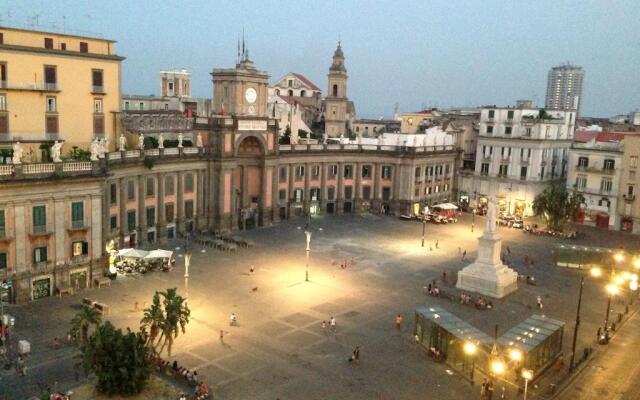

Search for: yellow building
xmin=0 ymin=26 xmax=124 ymax=161
xmin=400 ymin=110 xmax=439 ymax=134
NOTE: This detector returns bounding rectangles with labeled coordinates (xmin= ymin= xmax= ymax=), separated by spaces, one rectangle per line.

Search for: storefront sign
xmin=238 ymin=120 xmax=267 ymax=131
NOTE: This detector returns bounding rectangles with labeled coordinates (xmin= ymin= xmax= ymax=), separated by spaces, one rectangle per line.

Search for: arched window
xmin=332 ymin=84 xmax=338 ymax=97
xmin=275 ymin=89 xmax=280 ymax=96
xmin=300 ymin=90 xmax=306 ymax=97
xmin=288 ymin=89 xmax=293 ymax=97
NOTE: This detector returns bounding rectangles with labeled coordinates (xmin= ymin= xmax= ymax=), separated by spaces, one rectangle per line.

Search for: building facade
xmin=618 ymin=134 xmax=640 ymax=233
xmin=324 ymin=43 xmax=349 ymax=137
xmin=545 ymin=64 xmax=584 ymax=115
xmin=0 ymin=26 xmax=124 ymax=158
xmin=459 ymin=103 xmax=575 ymax=216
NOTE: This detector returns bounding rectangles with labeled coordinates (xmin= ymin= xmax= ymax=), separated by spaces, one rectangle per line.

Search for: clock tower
xmin=212 ymin=49 xmax=269 ymax=117
xmin=325 ymin=42 xmax=349 ymax=137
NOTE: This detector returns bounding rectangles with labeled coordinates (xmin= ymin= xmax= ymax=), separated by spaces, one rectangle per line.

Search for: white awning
xmin=117 ymin=248 xmax=149 ymax=258
xmin=144 ymin=249 xmax=174 ymax=259
xmin=433 ymin=203 xmax=458 ymax=210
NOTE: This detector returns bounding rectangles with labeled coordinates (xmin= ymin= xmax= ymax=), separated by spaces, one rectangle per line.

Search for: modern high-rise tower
xmin=545 ymin=64 xmax=584 ymax=115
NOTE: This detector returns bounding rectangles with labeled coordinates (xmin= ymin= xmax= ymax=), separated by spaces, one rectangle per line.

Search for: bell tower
xmin=325 ymin=42 xmax=349 ymax=137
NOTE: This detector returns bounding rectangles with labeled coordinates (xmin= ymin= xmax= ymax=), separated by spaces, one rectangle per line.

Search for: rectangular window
xmin=139 ymin=102 xmax=144 ymax=110
xmin=185 ymin=200 xmax=194 ymax=218
xmin=631 ymin=156 xmax=638 ymax=168
xmin=127 ymin=180 xmax=135 ymax=200
xmin=414 ymin=187 xmax=420 ymax=197
xmin=427 ymin=166 xmax=434 ymax=177
xmin=310 ymin=188 xmax=320 ymax=201
xmin=127 ymin=210 xmax=136 ymax=231
xmin=146 ymin=207 xmax=155 ymax=226
xmin=46 ymin=97 xmax=56 ymax=112
xmin=0 ymin=33 xmax=3 ymax=45
xmin=184 ymin=174 xmax=194 ymax=193
xmin=0 ymin=94 xmax=6 ymax=111
xmin=312 ymin=165 xmax=320 ymax=178
xmin=445 ymin=164 xmax=451 ymax=175
xmin=32 ymin=205 xmax=46 ymax=233
xmin=33 ymin=246 xmax=48 ymax=263
xmin=507 ymin=110 xmax=514 ymax=120
xmin=603 ymin=159 xmax=615 ymax=170
xmin=45 ymin=115 xmax=58 ymax=134
xmin=329 ymin=165 xmax=338 ymax=177
xmin=94 ymin=99 xmax=103 ymax=113
xmin=294 ymin=189 xmax=303 ymax=202
xmin=110 ymin=215 xmax=117 ymax=230
xmin=44 ymin=37 xmax=53 ymax=49
xmin=72 ymin=241 xmax=88 ymax=257
xmin=0 ymin=63 xmax=6 ymax=84
xmin=525 ymin=127 xmax=532 ymax=136
xmin=576 ymin=175 xmax=586 ymax=190
xmin=505 ymin=126 xmax=512 ymax=135
xmin=279 ymin=189 xmax=286 ymax=201
xmin=362 ymin=165 xmax=372 ymax=179
xmin=0 ymin=252 xmax=7 ymax=269
xmin=124 ymin=101 xmax=130 ymax=110
xmin=80 ymin=42 xmax=88 ymax=53
xmin=93 ymin=115 xmax=104 ymax=135
xmin=481 ymin=163 xmax=489 ymax=176
xmin=0 ymin=209 xmax=4 ymax=238
xmin=363 ymin=186 xmax=371 ymax=200
xmin=92 ymin=69 xmax=103 ymax=92
xmin=415 ymin=167 xmax=421 ymax=178
xmin=344 ymin=186 xmax=353 ymax=199
xmin=60 ymin=42 xmax=66 ymax=50
xmin=382 ymin=187 xmax=391 ymax=201
xmin=382 ymin=166 xmax=392 ymax=179
xmin=499 ymin=165 xmax=508 ymax=177
xmin=44 ymin=66 xmax=57 ymax=86
xmin=145 ymin=177 xmax=154 ymax=196
xmin=520 ymin=166 xmax=528 ymax=180
xmin=165 ymin=203 xmax=174 ymax=222
xmin=600 ymin=178 xmax=612 ymax=193
xmin=165 ymin=176 xmax=174 ymax=195
xmin=344 ymin=165 xmax=353 ymax=178
xmin=628 ymin=185 xmax=635 ymax=196
xmin=488 ymin=109 xmax=495 ymax=118
xmin=486 ymin=125 xmax=493 ymax=134
xmin=279 ymin=167 xmax=287 ymax=182
xmin=578 ymin=157 xmax=589 ymax=168
xmin=295 ymin=166 xmax=305 ymax=180
xmin=71 ymin=201 xmax=84 ymax=228
xmin=109 ymin=183 xmax=117 ymax=204
xmin=328 ymin=187 xmax=336 ymax=200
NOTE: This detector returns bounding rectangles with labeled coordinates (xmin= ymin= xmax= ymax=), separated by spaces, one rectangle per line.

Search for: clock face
xmin=245 ymin=87 xmax=257 ymax=104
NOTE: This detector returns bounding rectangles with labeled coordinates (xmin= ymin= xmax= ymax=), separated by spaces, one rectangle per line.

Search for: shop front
xmin=621 ymin=216 xmax=633 ymax=232
xmin=309 ymin=202 xmax=321 ymax=216
xmin=70 ymin=268 xmax=89 ymax=291
xmin=31 ymin=275 xmax=52 ymax=300
xmin=513 ymin=200 xmax=526 ymax=218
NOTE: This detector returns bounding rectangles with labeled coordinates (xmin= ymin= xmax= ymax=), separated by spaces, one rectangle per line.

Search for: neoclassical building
xmin=0 ymin=33 xmax=459 ymax=303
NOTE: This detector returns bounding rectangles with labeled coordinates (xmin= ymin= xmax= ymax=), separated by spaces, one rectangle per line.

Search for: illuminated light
xmin=614 ymin=253 xmax=624 ymax=263
xmin=522 ymin=369 xmax=534 ymax=381
xmin=632 ymin=274 xmax=639 ymax=281
xmin=622 ymin=272 xmax=632 ymax=281
xmin=630 ymin=281 xmax=638 ymax=291
xmin=490 ymin=359 xmax=506 ymax=375
xmin=606 ymin=283 xmax=619 ymax=295
xmin=590 ymin=267 xmax=602 ymax=278
xmin=634 ymin=259 xmax=640 ymax=270
xmin=614 ymin=275 xmax=625 ymax=285
xmin=509 ymin=349 xmax=523 ymax=362
xmin=463 ymin=342 xmax=477 ymax=355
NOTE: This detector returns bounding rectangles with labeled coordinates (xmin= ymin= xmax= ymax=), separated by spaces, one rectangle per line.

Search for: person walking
xmin=230 ymin=313 xmax=238 ymax=326
xmin=537 ymin=296 xmax=543 ymax=310
xmin=435 ymin=240 xmax=439 ymax=249
xmin=219 ymin=329 xmax=224 ymax=342
xmin=330 ymin=316 xmax=336 ymax=332
xmin=322 ymin=320 xmax=327 ymax=331
xmin=352 ymin=345 xmax=361 ymax=365
xmin=462 ymin=250 xmax=467 ymax=261
xmin=395 ymin=314 xmax=403 ymax=329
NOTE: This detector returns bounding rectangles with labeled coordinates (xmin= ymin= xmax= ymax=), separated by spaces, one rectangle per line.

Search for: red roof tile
xmin=292 ymin=73 xmax=321 ymax=91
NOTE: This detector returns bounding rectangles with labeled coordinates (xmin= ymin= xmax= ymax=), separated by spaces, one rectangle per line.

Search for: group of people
xmin=340 ymin=258 xmax=354 ymax=269
xmin=157 ymin=358 xmax=209 ymax=399
xmin=427 ymin=282 xmax=440 ymax=296
xmin=321 ymin=316 xmax=337 ymax=332
xmin=474 ymin=297 xmax=493 ymax=310
xmin=480 ymin=379 xmax=495 ymax=399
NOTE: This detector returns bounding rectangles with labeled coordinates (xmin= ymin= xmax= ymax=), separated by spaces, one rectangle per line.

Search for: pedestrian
xmin=427 ymin=283 xmax=432 ymax=294
xmin=435 ymin=240 xmax=439 ymax=249
xmin=480 ymin=379 xmax=488 ymax=399
xmin=462 ymin=250 xmax=467 ymax=261
xmin=537 ymin=296 xmax=543 ymax=310
xmin=250 ymin=265 xmax=255 ymax=273
xmin=395 ymin=314 xmax=403 ymax=329
xmin=41 ymin=387 xmax=51 ymax=400
xmin=66 ymin=331 xmax=72 ymax=343
xmin=487 ymin=381 xmax=494 ymax=400
xmin=230 ymin=313 xmax=237 ymax=326
xmin=322 ymin=320 xmax=327 ymax=331
xmin=219 ymin=329 xmax=224 ymax=342
xmin=53 ymin=337 xmax=60 ymax=349
xmin=352 ymin=345 xmax=361 ymax=365
xmin=330 ymin=316 xmax=336 ymax=331
xmin=442 ymin=271 xmax=447 ymax=284
xmin=597 ymin=327 xmax=602 ymax=339
xmin=16 ymin=355 xmax=26 ymax=376
xmin=506 ymin=246 xmax=511 ymax=255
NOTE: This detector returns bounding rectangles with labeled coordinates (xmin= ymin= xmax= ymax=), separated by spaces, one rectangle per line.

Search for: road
xmin=557 ymin=310 xmax=640 ymax=400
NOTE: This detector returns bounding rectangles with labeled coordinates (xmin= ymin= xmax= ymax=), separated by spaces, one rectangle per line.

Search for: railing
xmin=182 ymin=147 xmax=199 ymax=154
xmin=0 ymin=229 xmax=5 ymax=239
xmin=108 ymin=152 xmax=121 ymax=160
xmin=4 ymin=81 xmax=61 ymax=91
xmin=71 ymin=220 xmax=85 ymax=229
xmin=62 ymin=161 xmax=92 ymax=172
xmin=278 ymin=144 xmax=456 ymax=153
xmin=623 ymin=194 xmax=635 ymax=201
xmin=145 ymin=149 xmax=160 ymax=157
xmin=92 ymin=85 xmax=105 ymax=93
xmin=23 ymin=163 xmax=55 ymax=174
xmin=164 ymin=148 xmax=179 ymax=155
xmin=125 ymin=150 xmax=140 ymax=158
xmin=0 ymin=165 xmax=13 ymax=175
xmin=33 ymin=225 xmax=47 ymax=234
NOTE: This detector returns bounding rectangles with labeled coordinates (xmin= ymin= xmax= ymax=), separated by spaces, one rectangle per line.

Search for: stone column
xmin=241 ymin=165 xmax=249 ymax=209
xmin=176 ymin=173 xmax=184 ymax=235
xmin=354 ymin=162 xmax=362 ymax=212
xmin=230 ymin=168 xmax=239 ymax=230
xmin=90 ymin=194 xmax=103 ymax=279
xmin=303 ymin=163 xmax=311 ymax=216
xmin=119 ymin=178 xmax=127 ymax=246
xmin=54 ymin=199 xmax=65 ymax=267
xmin=372 ymin=163 xmax=382 ymax=213
xmin=137 ymin=175 xmax=146 ymax=247
xmin=196 ymin=170 xmax=205 ymax=229
xmin=14 ymin=204 xmax=26 ymax=274
xmin=392 ymin=164 xmax=403 ymax=216
xmin=271 ymin=164 xmax=280 ymax=223
xmin=320 ymin=162 xmax=327 ymax=213
xmin=336 ymin=162 xmax=344 ymax=214
xmin=157 ymin=173 xmax=166 ymax=244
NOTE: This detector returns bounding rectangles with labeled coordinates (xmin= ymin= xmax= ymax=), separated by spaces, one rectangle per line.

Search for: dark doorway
xmin=326 ymin=203 xmax=335 ymax=214
xmin=343 ymin=202 xmax=352 ymax=213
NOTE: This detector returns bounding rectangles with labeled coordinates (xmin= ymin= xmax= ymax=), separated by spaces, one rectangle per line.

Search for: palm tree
xmin=140 ymin=292 xmax=163 ymax=348
xmin=155 ymin=288 xmax=190 ymax=357
xmin=71 ymin=305 xmax=102 ymax=346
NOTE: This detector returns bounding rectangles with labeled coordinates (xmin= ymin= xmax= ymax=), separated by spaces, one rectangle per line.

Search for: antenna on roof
xmin=237 ymin=34 xmax=240 ymax=64
xmin=242 ymin=28 xmax=246 ymax=61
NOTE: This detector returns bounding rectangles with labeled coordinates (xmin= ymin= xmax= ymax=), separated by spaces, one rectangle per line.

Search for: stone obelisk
xmin=456 ymin=197 xmax=518 ymax=298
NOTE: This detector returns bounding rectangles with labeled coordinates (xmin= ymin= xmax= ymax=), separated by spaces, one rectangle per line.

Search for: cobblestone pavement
xmin=1 ymin=213 xmax=639 ymax=400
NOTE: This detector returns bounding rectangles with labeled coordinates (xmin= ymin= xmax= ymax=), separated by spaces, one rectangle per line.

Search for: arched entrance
xmin=235 ymin=135 xmax=264 ymax=230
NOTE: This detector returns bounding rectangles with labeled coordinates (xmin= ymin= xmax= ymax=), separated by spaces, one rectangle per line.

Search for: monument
xmin=456 ymin=197 xmax=518 ymax=298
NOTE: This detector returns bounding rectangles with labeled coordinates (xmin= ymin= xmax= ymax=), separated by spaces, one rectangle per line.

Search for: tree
xmin=532 ymin=184 xmax=584 ymax=231
xmin=141 ymin=288 xmax=190 ymax=356
xmin=81 ymin=321 xmax=155 ymax=396
xmin=71 ymin=305 xmax=102 ymax=346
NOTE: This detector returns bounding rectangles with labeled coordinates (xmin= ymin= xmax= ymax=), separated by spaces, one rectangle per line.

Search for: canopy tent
xmin=433 ymin=203 xmax=458 ymax=210
xmin=144 ymin=249 xmax=174 ymax=260
xmin=117 ymin=248 xmax=149 ymax=258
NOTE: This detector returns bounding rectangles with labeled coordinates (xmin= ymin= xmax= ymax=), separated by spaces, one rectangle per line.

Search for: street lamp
xmin=604 ymin=283 xmax=619 ymax=330
xmin=421 ymin=215 xmax=426 ymax=247
xmin=490 ymin=358 xmax=506 ymax=376
xmin=508 ymin=348 xmax=523 ymax=363
xmin=471 ymin=190 xmax=477 ymax=232
xmin=463 ymin=341 xmax=477 ymax=384
xmin=304 ymin=230 xmax=311 ymax=282
xmin=590 ymin=267 xmax=602 ymax=278
xmin=521 ymin=368 xmax=534 ymax=400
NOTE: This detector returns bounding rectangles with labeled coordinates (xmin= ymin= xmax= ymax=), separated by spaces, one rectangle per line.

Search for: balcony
xmin=3 ymin=81 xmax=61 ymax=92
xmin=576 ymin=165 xmax=616 ymax=175
xmin=623 ymin=194 xmax=635 ymax=202
xmin=92 ymin=85 xmax=106 ymax=94
xmin=69 ymin=219 xmax=88 ymax=231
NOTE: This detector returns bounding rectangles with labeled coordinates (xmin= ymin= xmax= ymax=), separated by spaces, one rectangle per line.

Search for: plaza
xmin=2 ymin=213 xmax=638 ymax=400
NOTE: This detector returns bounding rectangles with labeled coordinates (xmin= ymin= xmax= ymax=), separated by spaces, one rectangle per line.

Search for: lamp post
xmin=471 ymin=190 xmax=477 ymax=232
xmin=569 ymin=276 xmax=584 ymax=372
xmin=521 ymin=369 xmax=533 ymax=400
xmin=463 ymin=341 xmax=477 ymax=384
xmin=421 ymin=216 xmax=426 ymax=247
xmin=604 ymin=283 xmax=618 ymax=330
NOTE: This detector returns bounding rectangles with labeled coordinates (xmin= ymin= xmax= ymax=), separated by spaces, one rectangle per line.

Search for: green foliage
xmin=68 ymin=146 xmax=91 ymax=161
xmin=143 ymin=156 xmax=155 ymax=170
xmin=140 ymin=288 xmax=190 ymax=357
xmin=532 ymin=184 xmax=584 ymax=230
xmin=298 ymin=129 xmax=308 ymax=139
xmin=143 ymin=136 xmax=159 ymax=149
xmin=71 ymin=305 xmax=102 ymax=347
xmin=81 ymin=321 xmax=155 ymax=396
xmin=163 ymin=139 xmax=193 ymax=148
xmin=279 ymin=125 xmax=292 ymax=144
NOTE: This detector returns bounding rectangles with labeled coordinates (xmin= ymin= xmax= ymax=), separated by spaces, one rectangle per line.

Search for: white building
xmin=459 ymin=102 xmax=575 ymax=217
xmin=568 ymin=131 xmax=625 ymax=229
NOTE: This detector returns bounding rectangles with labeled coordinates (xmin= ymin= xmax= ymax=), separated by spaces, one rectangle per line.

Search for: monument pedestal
xmin=456 ymin=231 xmax=518 ymax=298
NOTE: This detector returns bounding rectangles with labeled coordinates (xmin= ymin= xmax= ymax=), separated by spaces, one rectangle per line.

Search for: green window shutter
xmin=0 ymin=209 xmax=5 ymax=234
xmin=146 ymin=207 xmax=155 ymax=225
xmin=33 ymin=206 xmax=46 ymax=228
xmin=71 ymin=202 xmax=84 ymax=224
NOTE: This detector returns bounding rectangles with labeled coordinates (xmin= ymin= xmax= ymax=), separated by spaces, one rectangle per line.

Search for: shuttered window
xmin=46 ymin=115 xmax=58 ymax=134
xmin=44 ymin=66 xmax=56 ymax=84
xmin=32 ymin=205 xmax=46 ymax=232
xmin=93 ymin=116 xmax=104 ymax=135
xmin=0 ymin=115 xmax=7 ymax=134
xmin=71 ymin=202 xmax=84 ymax=228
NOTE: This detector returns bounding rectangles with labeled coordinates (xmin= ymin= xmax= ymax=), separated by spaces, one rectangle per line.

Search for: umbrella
xmin=433 ymin=203 xmax=458 ymax=210
xmin=144 ymin=249 xmax=174 ymax=260
xmin=117 ymin=248 xmax=149 ymax=258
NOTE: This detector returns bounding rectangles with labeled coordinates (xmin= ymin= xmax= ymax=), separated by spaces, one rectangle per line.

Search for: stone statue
xmin=486 ymin=197 xmax=497 ymax=234
xmin=98 ymin=138 xmax=107 ymax=158
xmin=196 ymin=132 xmax=203 ymax=148
xmin=158 ymin=133 xmax=164 ymax=149
xmin=138 ymin=133 xmax=145 ymax=150
xmin=50 ymin=141 xmax=62 ymax=162
xmin=177 ymin=132 xmax=184 ymax=148
xmin=305 ymin=230 xmax=312 ymax=251
xmin=119 ymin=134 xmax=126 ymax=151
xmin=90 ymin=139 xmax=100 ymax=161
xmin=12 ymin=142 xmax=23 ymax=165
